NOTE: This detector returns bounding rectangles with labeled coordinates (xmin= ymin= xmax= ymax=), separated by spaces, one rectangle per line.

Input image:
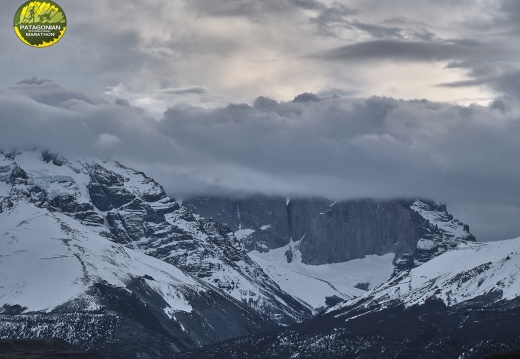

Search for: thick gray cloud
xmin=13 ymin=77 xmax=105 ymax=106
xmin=2 ymin=79 xmax=520 ymax=242
xmin=2 ymin=1 xmax=520 ymax=242
xmin=319 ymin=39 xmax=511 ymax=63
xmin=0 ymin=0 xmax=509 ymax=106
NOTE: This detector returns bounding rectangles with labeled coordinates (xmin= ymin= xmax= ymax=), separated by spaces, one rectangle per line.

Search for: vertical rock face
xmin=292 ymin=199 xmax=416 ymax=265
xmin=184 ymin=196 xmax=292 ymax=252
xmin=287 ymin=198 xmax=329 ymax=244
xmin=296 ymin=199 xmax=475 ymax=272
xmin=186 ymin=197 xmax=475 ymax=272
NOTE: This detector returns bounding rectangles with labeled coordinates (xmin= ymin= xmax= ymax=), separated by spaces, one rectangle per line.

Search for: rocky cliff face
xmin=294 ymin=199 xmax=475 ymax=272
xmin=183 ymin=196 xmax=292 ymax=252
xmin=289 ymin=199 xmax=416 ymax=264
xmin=81 ymin=161 xmax=310 ymax=324
xmin=184 ymin=197 xmax=475 ymax=273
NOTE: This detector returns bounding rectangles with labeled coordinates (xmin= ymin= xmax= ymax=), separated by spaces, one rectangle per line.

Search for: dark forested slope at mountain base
xmin=172 ymin=296 xmax=520 ymax=359
xmin=0 ymin=338 xmax=106 ymax=359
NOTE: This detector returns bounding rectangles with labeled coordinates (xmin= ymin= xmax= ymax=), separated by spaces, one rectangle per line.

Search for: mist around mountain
xmin=0 ymin=148 xmax=518 ymax=358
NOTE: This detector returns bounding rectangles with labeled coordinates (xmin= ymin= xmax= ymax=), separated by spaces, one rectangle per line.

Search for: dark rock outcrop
xmin=291 ymin=199 xmax=417 ymax=265
xmin=484 ymin=349 xmax=520 ymax=358
xmin=184 ymin=196 xmax=292 ymax=252
xmin=185 ymin=196 xmax=475 ymax=273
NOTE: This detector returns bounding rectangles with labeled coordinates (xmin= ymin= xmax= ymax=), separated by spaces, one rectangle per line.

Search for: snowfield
xmin=249 ymin=240 xmax=394 ymax=309
xmin=335 ymin=236 xmax=520 ymax=313
xmin=0 ymin=201 xmax=197 ymax=314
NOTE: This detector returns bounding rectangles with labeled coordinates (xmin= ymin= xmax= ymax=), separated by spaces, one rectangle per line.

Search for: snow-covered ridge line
xmin=333 ymin=237 xmax=520 ymax=314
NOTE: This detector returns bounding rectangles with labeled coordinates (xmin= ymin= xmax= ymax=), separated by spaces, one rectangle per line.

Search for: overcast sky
xmin=1 ymin=0 xmax=520 ymax=241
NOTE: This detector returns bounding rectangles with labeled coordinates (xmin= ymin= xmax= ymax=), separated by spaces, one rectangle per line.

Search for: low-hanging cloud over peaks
xmin=318 ymin=39 xmax=512 ymax=64
xmin=2 ymin=78 xmax=520 ymax=241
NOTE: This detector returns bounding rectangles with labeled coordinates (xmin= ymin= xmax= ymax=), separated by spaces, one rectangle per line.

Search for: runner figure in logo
xmin=14 ymin=1 xmax=67 ymax=47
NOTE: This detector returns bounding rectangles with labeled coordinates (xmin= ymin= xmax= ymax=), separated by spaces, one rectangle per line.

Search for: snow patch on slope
xmin=250 ymin=255 xmax=348 ymax=309
xmin=249 ymin=240 xmax=394 ymax=309
xmin=235 ymin=228 xmax=255 ymax=240
xmin=339 ymin=237 xmax=520 ymax=312
xmin=0 ymin=201 xmax=197 ymax=314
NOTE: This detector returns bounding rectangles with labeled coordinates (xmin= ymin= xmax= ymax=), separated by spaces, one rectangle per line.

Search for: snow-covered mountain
xmin=335 ymin=236 xmax=520 ymax=313
xmin=0 ymin=200 xmax=277 ymax=357
xmin=2 ymin=148 xmax=508 ymax=359
xmin=0 ymin=149 xmax=312 ymax=358
xmin=173 ymin=236 xmax=520 ymax=359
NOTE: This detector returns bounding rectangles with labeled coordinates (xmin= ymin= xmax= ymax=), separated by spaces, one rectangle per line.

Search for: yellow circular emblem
xmin=13 ymin=1 xmax=67 ymax=48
